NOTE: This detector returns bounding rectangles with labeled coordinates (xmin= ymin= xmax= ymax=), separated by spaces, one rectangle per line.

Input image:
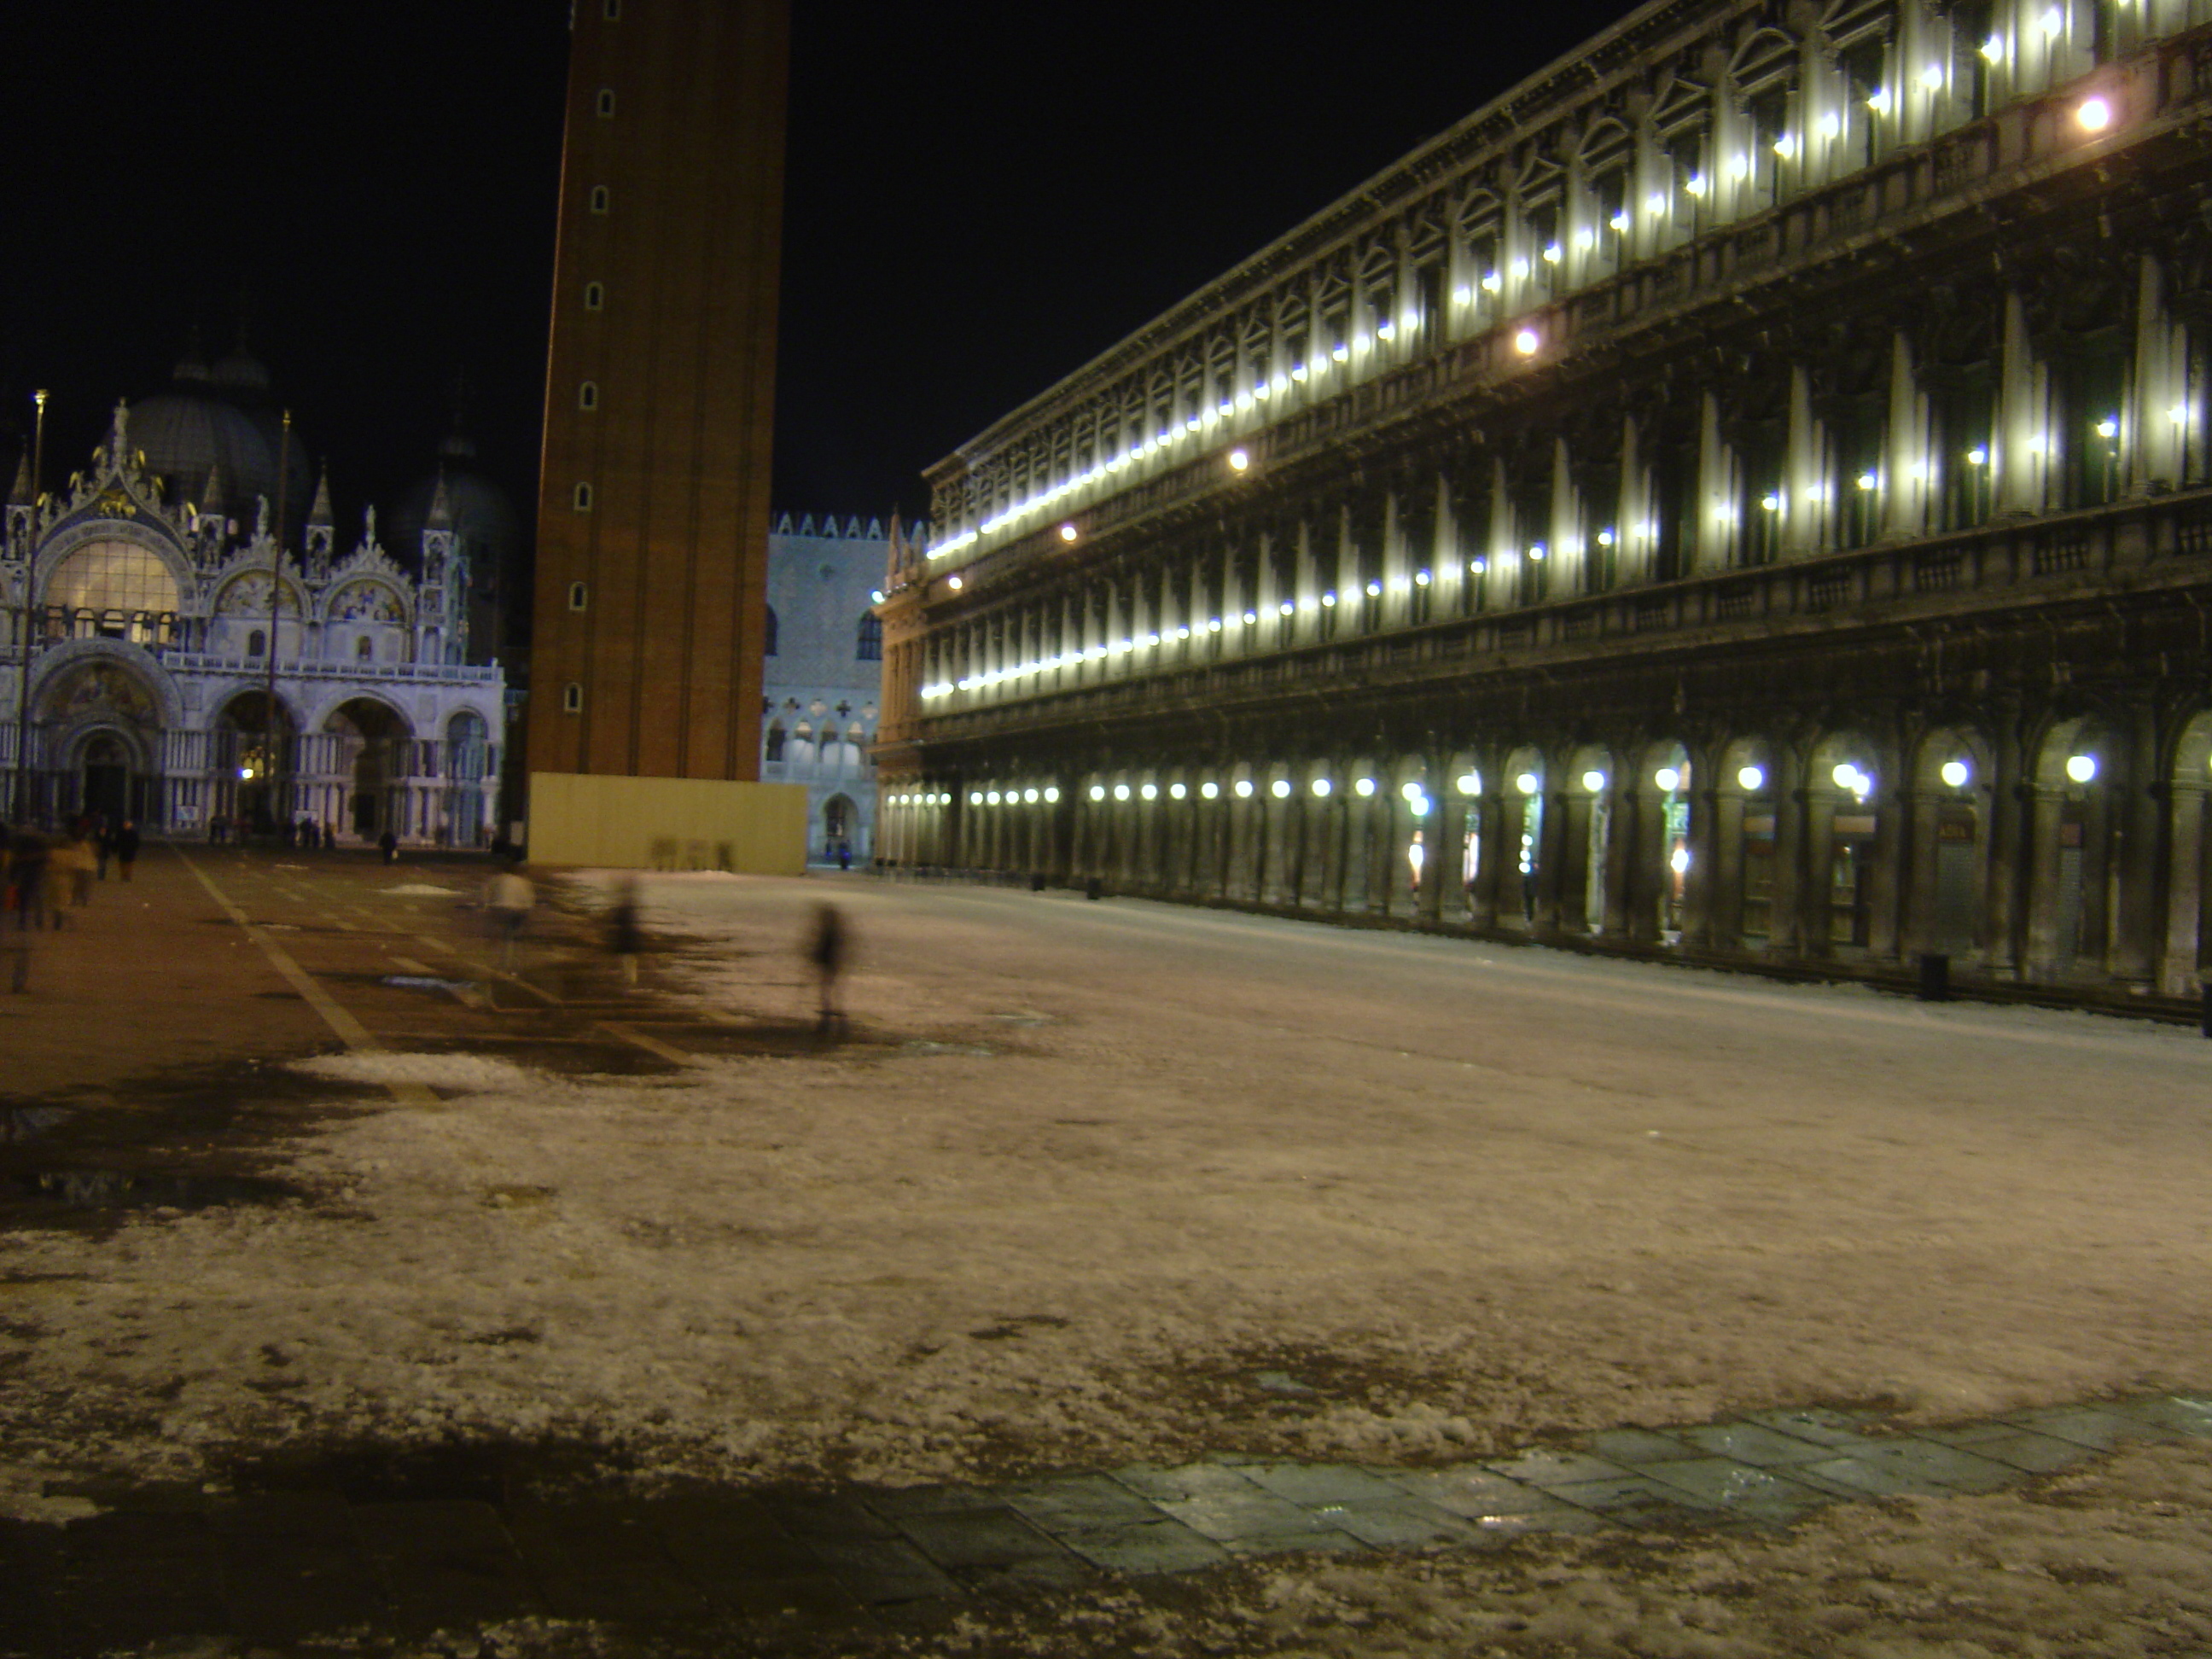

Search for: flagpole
xmin=12 ymin=389 xmax=48 ymax=824
xmin=262 ymin=410 xmax=290 ymax=835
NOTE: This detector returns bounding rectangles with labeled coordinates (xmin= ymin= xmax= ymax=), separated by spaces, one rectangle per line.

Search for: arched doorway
xmin=79 ymin=733 xmax=131 ymax=823
xmin=215 ymin=690 xmax=299 ymax=835
xmin=444 ymin=710 xmax=490 ymax=847
xmin=822 ymin=793 xmax=854 ymax=863
xmin=325 ymin=698 xmax=414 ymax=841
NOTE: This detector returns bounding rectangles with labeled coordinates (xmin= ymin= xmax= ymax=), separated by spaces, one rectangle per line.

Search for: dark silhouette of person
xmin=608 ymin=876 xmax=643 ymax=987
xmin=807 ymin=902 xmax=849 ymax=1035
xmin=378 ymin=828 xmax=399 ymax=864
xmin=114 ymin=821 xmax=141 ymax=882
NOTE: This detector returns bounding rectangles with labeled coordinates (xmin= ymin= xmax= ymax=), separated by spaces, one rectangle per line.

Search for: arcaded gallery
xmin=875 ymin=0 xmax=2212 ymax=1000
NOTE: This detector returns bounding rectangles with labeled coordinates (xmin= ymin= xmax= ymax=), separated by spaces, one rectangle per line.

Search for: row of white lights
xmin=918 ymin=548 xmax=1578 ymax=700
xmin=922 ymin=67 xmax=2116 ymax=570
xmin=926 ymin=326 xmax=1545 ymax=565
xmin=894 ymin=756 xmax=2101 ymax=811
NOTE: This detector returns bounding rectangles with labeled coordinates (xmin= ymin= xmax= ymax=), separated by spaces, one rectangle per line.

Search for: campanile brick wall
xmin=528 ymin=0 xmax=789 ymax=783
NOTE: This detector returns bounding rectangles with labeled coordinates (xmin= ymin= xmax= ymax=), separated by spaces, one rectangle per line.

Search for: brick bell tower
xmin=526 ymin=0 xmax=800 ymax=868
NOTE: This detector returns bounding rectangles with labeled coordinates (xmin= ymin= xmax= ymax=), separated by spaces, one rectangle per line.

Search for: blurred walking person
xmin=807 ymin=902 xmax=849 ymax=1036
xmin=608 ymin=875 xmax=643 ymax=987
xmin=55 ymin=830 xmax=93 ymax=911
xmin=1 ymin=835 xmax=26 ymax=995
xmin=113 ymin=821 xmax=140 ymax=882
xmin=9 ymin=830 xmax=51 ymax=932
xmin=485 ymin=864 xmax=534 ymax=971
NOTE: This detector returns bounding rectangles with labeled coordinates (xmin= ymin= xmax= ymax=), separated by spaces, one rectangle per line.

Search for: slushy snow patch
xmin=289 ymin=1051 xmax=535 ymax=1091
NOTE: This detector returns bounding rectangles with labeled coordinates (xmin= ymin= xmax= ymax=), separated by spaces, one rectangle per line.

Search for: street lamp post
xmin=13 ymin=388 xmax=48 ymax=825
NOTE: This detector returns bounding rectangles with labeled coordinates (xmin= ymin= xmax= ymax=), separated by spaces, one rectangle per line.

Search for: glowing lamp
xmin=1738 ymin=765 xmax=1766 ymax=792
xmin=1270 ymin=779 xmax=1291 ymax=799
xmin=1169 ymin=783 xmax=1186 ymax=800
xmin=1941 ymin=760 xmax=1970 ymax=789
xmin=1654 ymin=766 xmax=1682 ymax=792
xmin=1228 ymin=448 xmax=1250 ymax=472
xmin=1312 ymin=778 xmax=1332 ymax=797
xmin=1088 ymin=785 xmax=1105 ymax=801
xmin=1234 ymin=779 xmax=1255 ymax=799
xmin=2077 ymin=96 xmax=2112 ymax=131
xmin=1354 ymin=778 xmax=1377 ymax=798
xmin=2065 ymin=754 xmax=2098 ymax=783
xmin=1582 ymin=771 xmax=1608 ymax=794
xmin=1058 ymin=523 xmax=1079 ymax=542
xmin=1200 ymin=782 xmax=1219 ymax=800
xmin=1140 ymin=783 xmax=1157 ymax=801
xmin=1512 ymin=327 xmax=1540 ymax=356
xmin=947 ymin=574 xmax=963 ymax=590
xmin=1457 ymin=772 xmax=1481 ymax=795
xmin=1516 ymin=772 xmax=1540 ymax=795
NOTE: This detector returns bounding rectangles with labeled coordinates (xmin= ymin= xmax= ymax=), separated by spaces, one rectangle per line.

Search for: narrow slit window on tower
xmin=589 ymin=185 xmax=610 ymax=214
xmin=573 ymin=481 xmax=593 ymax=512
xmin=584 ymin=282 xmax=604 ymax=311
xmin=568 ymin=581 xmax=589 ymax=612
xmin=579 ymin=381 xmax=600 ymax=411
xmin=596 ymin=88 xmax=617 ymax=118
xmin=562 ymin=682 xmax=584 ymax=713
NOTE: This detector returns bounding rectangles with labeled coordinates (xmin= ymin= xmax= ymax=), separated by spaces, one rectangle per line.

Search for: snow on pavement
xmin=3 ymin=875 xmax=2209 ymax=1495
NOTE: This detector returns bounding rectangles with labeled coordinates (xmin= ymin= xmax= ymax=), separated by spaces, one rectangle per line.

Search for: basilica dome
xmin=129 ymin=346 xmax=311 ymax=523
xmin=387 ymin=424 xmax=523 ymax=574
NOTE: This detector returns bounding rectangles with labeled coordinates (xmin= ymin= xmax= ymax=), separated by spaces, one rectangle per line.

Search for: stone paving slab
xmin=9 ymin=1391 xmax=2212 ymax=1652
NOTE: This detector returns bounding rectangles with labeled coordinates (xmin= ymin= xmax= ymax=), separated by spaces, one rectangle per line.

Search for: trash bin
xmin=1085 ymin=876 xmax=1103 ymax=901
xmin=1917 ymin=952 xmax=1950 ymax=1003
xmin=1030 ymin=871 xmax=1046 ymax=892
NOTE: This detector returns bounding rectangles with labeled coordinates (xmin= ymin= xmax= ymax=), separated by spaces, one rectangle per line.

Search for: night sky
xmin=3 ymin=2 xmax=1617 ymax=538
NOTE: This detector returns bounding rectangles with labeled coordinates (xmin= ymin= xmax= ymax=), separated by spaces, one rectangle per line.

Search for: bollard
xmin=1917 ymin=952 xmax=1950 ymax=1003
xmin=1030 ymin=871 xmax=1046 ymax=892
xmin=1086 ymin=876 xmax=1103 ymax=901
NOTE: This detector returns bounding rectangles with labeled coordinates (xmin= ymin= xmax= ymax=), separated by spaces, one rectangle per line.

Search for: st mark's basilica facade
xmin=879 ymin=0 xmax=2212 ymax=1004
xmin=2 ymin=366 xmax=509 ymax=844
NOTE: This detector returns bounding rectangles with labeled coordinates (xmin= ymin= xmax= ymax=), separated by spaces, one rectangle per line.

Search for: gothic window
xmin=573 ymin=482 xmax=593 ymax=511
xmin=764 ymin=605 xmax=778 ymax=655
xmin=765 ymin=721 xmax=787 ymax=761
xmin=589 ymin=185 xmax=610 ymax=214
xmin=857 ymin=612 xmax=882 ymax=661
xmin=357 ymin=636 xmax=374 ymax=661
xmin=584 ymin=282 xmax=604 ymax=311
xmin=568 ymin=581 xmax=589 ymax=611
xmin=579 ymin=381 xmax=600 ymax=411
xmin=248 ymin=630 xmax=265 ymax=657
xmin=596 ymin=88 xmax=617 ymax=118
xmin=562 ymin=682 xmax=583 ymax=713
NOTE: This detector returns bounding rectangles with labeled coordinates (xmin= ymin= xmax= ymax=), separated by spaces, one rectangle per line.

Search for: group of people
xmin=207 ymin=812 xmax=341 ymax=849
xmin=0 ymin=815 xmax=138 ymax=992
xmin=481 ymin=865 xmax=850 ymax=1034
